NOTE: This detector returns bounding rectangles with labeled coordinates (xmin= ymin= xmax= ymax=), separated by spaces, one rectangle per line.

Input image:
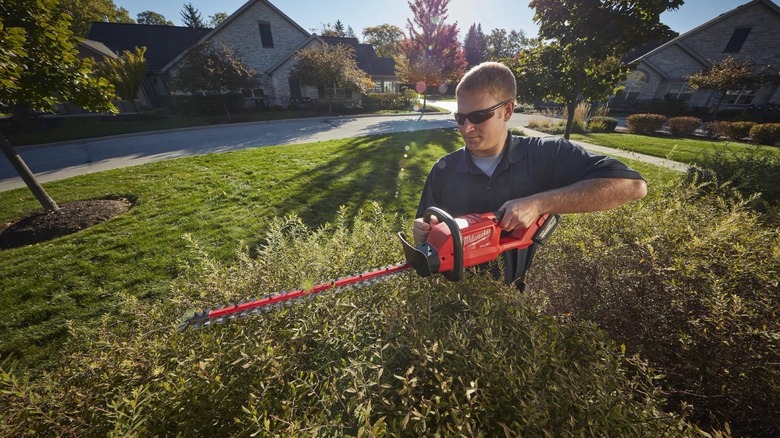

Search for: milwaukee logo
xmin=463 ymin=229 xmax=491 ymax=247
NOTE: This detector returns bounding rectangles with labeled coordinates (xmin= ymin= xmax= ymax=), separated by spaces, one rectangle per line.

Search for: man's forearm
xmin=533 ymin=177 xmax=647 ymax=214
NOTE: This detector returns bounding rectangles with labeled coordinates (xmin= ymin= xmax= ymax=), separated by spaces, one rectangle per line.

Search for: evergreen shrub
xmin=626 ymin=113 xmax=666 ymax=135
xmin=749 ymin=122 xmax=780 ymax=146
xmin=666 ymin=116 xmax=701 ymax=137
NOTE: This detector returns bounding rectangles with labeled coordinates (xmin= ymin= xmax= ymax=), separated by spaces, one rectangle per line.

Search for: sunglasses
xmin=454 ymin=99 xmax=512 ymax=125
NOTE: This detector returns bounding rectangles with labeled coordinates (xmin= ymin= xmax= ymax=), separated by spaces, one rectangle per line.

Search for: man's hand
xmin=412 ymin=216 xmax=439 ymax=244
xmin=498 ymin=197 xmax=542 ymax=231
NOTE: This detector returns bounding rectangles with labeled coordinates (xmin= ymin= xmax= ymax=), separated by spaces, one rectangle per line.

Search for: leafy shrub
xmin=750 ymin=123 xmax=780 ymax=146
xmin=362 ymin=93 xmax=412 ymax=111
xmin=158 ymin=94 xmax=244 ymax=115
xmin=687 ymin=145 xmax=780 ymax=212
xmin=587 ymin=116 xmax=618 ymax=133
xmin=530 ymin=179 xmax=780 ymax=437
xmin=720 ymin=121 xmax=756 ymax=140
xmin=0 ymin=205 xmax=695 ymax=436
xmin=626 ymin=113 xmax=666 ymax=135
xmin=667 ymin=116 xmax=701 ymax=137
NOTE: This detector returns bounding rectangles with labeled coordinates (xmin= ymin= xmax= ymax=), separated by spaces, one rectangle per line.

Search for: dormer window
xmin=724 ymin=27 xmax=751 ymax=53
xmin=259 ymin=21 xmax=274 ymax=48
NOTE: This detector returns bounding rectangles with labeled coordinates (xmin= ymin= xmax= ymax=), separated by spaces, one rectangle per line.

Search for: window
xmin=258 ymin=21 xmax=274 ymax=48
xmin=722 ymin=85 xmax=760 ymax=105
xmin=621 ymin=71 xmax=646 ymax=100
xmin=665 ymin=83 xmax=693 ymax=102
xmin=724 ymin=27 xmax=751 ymax=53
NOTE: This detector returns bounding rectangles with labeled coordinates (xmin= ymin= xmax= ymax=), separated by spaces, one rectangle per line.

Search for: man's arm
xmin=498 ymin=177 xmax=647 ymax=231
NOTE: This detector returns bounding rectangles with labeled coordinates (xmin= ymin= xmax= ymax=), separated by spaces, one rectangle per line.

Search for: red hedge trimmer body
xmin=179 ymin=207 xmax=558 ymax=331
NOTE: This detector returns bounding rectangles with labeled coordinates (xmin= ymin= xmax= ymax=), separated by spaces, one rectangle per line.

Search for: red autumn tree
xmin=396 ymin=0 xmax=466 ymax=109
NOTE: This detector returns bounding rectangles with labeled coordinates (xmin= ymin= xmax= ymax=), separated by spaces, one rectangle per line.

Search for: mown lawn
xmin=0 ymin=129 xmax=674 ymax=372
xmin=570 ymin=132 xmax=780 ymax=164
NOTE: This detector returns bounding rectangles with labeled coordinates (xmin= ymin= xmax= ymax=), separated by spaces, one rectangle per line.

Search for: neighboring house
xmin=617 ymin=0 xmax=780 ymax=114
xmin=159 ymin=0 xmax=397 ymax=109
xmin=87 ymin=22 xmax=212 ymax=109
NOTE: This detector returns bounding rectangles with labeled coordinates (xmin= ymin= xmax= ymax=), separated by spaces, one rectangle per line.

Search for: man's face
xmin=455 ymin=89 xmax=513 ymax=157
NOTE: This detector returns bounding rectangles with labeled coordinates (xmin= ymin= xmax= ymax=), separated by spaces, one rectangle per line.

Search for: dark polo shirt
xmin=416 ymin=132 xmax=644 ymax=284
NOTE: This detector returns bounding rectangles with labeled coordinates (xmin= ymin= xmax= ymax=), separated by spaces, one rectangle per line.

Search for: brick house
xmin=617 ymin=0 xmax=780 ymax=115
xmin=161 ymin=0 xmax=397 ymax=109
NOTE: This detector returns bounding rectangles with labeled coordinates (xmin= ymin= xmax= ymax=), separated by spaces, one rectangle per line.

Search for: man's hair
xmin=456 ymin=62 xmax=517 ymax=103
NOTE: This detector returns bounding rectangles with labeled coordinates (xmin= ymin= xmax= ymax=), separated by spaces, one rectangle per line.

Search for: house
xmin=84 ymin=0 xmax=397 ymax=111
xmin=162 ymin=0 xmax=397 ymax=109
xmin=86 ymin=22 xmax=212 ymax=109
xmin=618 ymin=0 xmax=780 ymax=115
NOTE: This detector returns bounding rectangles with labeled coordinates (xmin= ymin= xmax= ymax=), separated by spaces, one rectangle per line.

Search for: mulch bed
xmin=0 ymin=198 xmax=132 ymax=250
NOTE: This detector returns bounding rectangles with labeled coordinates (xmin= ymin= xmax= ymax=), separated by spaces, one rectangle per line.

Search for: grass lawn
xmin=0 ymin=128 xmax=677 ymax=372
xmin=570 ymin=132 xmax=780 ymax=164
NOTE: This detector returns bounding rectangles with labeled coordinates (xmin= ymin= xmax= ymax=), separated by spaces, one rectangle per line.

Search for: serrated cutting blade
xmin=178 ymin=262 xmax=413 ymax=331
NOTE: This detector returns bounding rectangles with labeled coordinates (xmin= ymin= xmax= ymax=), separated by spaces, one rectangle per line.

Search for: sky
xmin=113 ymin=0 xmax=749 ymax=39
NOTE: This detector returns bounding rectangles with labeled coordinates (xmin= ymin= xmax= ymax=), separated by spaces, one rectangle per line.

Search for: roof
xmin=630 ymin=0 xmax=780 ymax=64
xmin=87 ymin=22 xmax=212 ymax=72
xmin=78 ymin=38 xmax=118 ymax=60
xmin=162 ymin=0 xmax=310 ymax=72
xmin=319 ymin=36 xmax=396 ymax=76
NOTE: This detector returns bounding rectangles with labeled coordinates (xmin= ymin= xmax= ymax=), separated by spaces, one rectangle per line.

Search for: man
xmin=413 ymin=62 xmax=647 ymax=288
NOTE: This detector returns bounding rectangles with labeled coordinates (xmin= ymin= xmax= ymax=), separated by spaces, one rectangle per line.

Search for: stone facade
xmin=624 ymin=0 xmax=780 ymax=111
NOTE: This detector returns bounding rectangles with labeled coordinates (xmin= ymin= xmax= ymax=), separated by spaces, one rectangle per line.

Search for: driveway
xmin=0 ymin=106 xmax=686 ymax=192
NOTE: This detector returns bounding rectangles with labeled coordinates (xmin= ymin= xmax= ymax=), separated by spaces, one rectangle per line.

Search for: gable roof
xmin=162 ymin=0 xmax=310 ymax=72
xmin=87 ymin=22 xmax=211 ymax=72
xmin=319 ymin=36 xmax=396 ymax=77
xmin=78 ymin=38 xmax=118 ymax=61
xmin=630 ymin=0 xmax=780 ymax=64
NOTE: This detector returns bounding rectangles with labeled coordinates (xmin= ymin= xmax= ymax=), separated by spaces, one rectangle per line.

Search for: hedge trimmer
xmin=178 ymin=207 xmax=559 ymax=331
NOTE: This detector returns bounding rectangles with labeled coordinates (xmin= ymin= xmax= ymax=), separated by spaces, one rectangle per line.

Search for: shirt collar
xmin=456 ymin=131 xmax=521 ymax=173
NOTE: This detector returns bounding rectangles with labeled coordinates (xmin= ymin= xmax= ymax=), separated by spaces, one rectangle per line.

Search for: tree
xmin=0 ymin=0 xmax=117 ymax=212
xmin=397 ymin=0 xmax=467 ymax=108
xmin=57 ymin=0 xmax=134 ymax=36
xmin=687 ymin=56 xmax=772 ymax=119
xmin=513 ymin=43 xmax=624 ymax=139
xmin=486 ymin=28 xmax=530 ymax=60
xmin=463 ymin=23 xmax=488 ymax=68
xmin=289 ymin=43 xmax=374 ymax=114
xmin=180 ymin=3 xmax=205 ymax=28
xmin=137 ymin=10 xmax=173 ymax=26
xmin=208 ymin=12 xmax=229 ymax=28
xmin=318 ymin=21 xmax=356 ymax=38
xmin=524 ymin=0 xmax=683 ymax=139
xmin=96 ymin=47 xmax=148 ymax=112
xmin=170 ymin=43 xmax=255 ymax=118
xmin=362 ymin=24 xmax=404 ymax=58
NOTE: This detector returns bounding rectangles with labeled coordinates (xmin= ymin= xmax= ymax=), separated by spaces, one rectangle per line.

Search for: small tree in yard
xmin=520 ymin=0 xmax=682 ymax=140
xmin=396 ymin=0 xmax=467 ymax=111
xmin=171 ymin=43 xmax=256 ymax=119
xmin=687 ymin=57 xmax=772 ymax=120
xmin=289 ymin=43 xmax=374 ymax=114
xmin=96 ymin=46 xmax=148 ymax=113
xmin=0 ymin=0 xmax=116 ymax=212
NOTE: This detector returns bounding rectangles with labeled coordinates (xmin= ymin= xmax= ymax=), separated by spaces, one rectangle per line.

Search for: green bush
xmin=586 ymin=116 xmax=618 ymax=133
xmin=667 ymin=116 xmax=701 ymax=137
xmin=687 ymin=145 xmax=780 ymax=213
xmin=750 ymin=122 xmax=780 ymax=146
xmin=362 ymin=93 xmax=413 ymax=111
xmin=158 ymin=94 xmax=245 ymax=115
xmin=530 ymin=179 xmax=780 ymax=437
xmin=626 ymin=113 xmax=667 ymax=135
xmin=0 ymin=205 xmax=696 ymax=436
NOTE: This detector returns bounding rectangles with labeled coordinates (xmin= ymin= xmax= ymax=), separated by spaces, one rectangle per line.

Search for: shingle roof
xmin=319 ymin=36 xmax=396 ymax=76
xmin=86 ymin=22 xmax=212 ymax=72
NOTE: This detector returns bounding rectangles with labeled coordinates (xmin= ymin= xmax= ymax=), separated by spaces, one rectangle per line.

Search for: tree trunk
xmin=564 ymin=100 xmax=577 ymax=140
xmin=0 ymin=131 xmax=59 ymax=212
